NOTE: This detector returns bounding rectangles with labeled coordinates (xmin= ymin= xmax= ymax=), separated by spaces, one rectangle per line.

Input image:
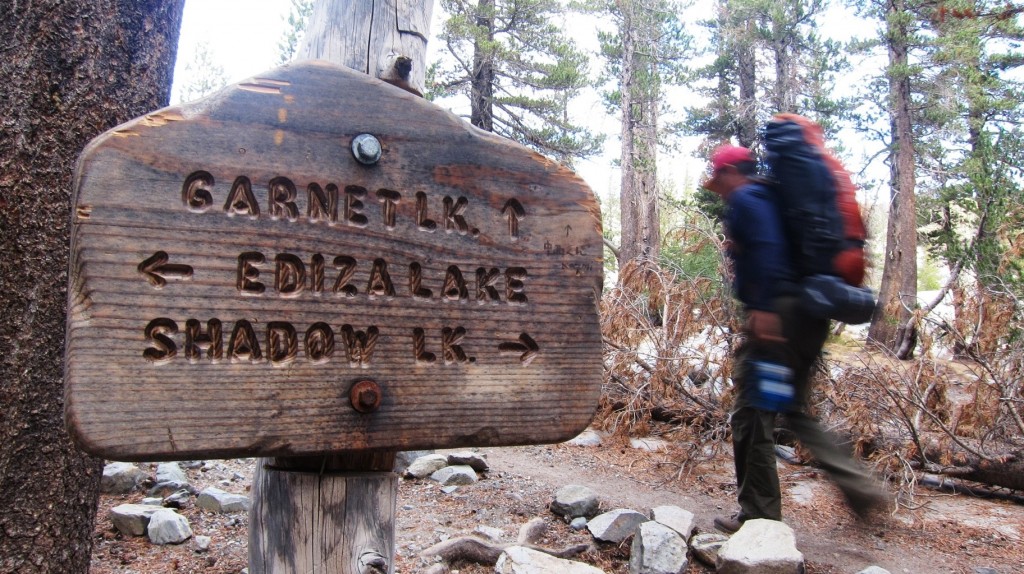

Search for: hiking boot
xmin=713 ymin=512 xmax=749 ymax=534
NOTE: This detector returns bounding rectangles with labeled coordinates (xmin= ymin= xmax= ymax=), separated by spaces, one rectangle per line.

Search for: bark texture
xmin=0 ymin=1 xmax=184 ymax=572
xmin=869 ymin=0 xmax=918 ymax=357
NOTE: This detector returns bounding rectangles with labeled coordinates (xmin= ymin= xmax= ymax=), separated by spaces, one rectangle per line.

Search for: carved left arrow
xmin=138 ymin=251 xmax=193 ymax=288
xmin=498 ymin=332 xmax=540 ymax=365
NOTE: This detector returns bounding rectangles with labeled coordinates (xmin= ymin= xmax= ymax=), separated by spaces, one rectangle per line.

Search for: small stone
xmin=551 ymin=484 xmax=600 ymax=519
xmin=446 ymin=451 xmax=489 ymax=472
xmin=147 ymin=508 xmax=192 ymax=545
xmin=156 ymin=462 xmax=188 ymax=484
xmin=587 ymin=509 xmax=648 ymax=543
xmin=140 ymin=497 xmax=163 ymax=506
xmin=629 ymin=521 xmax=688 ymax=574
xmin=570 ymin=517 xmax=588 ymax=530
xmin=109 ymin=504 xmax=163 ymax=536
xmin=856 ymin=567 xmax=892 ymax=574
xmin=430 ymin=465 xmax=478 ymax=486
xmin=650 ymin=505 xmax=695 ymax=540
xmin=196 ymin=487 xmax=250 ymax=513
xmin=717 ymin=519 xmax=803 ymax=573
xmin=193 ymin=535 xmax=212 ymax=553
xmin=972 ymin=569 xmax=999 ymax=574
xmin=690 ymin=532 xmax=728 ymax=567
xmin=395 ymin=450 xmax=434 ymax=475
xmin=163 ymin=489 xmax=192 ymax=509
xmin=405 ymin=454 xmax=450 ymax=479
xmin=440 ymin=486 xmax=459 ymax=494
xmin=101 ymin=462 xmax=147 ymax=494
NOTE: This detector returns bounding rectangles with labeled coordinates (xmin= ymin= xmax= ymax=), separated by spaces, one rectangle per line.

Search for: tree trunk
xmin=868 ymin=0 xmax=918 ymax=357
xmin=471 ymin=0 xmax=496 ymax=131
xmin=0 ymin=1 xmax=184 ymax=572
xmin=735 ymin=20 xmax=758 ymax=148
xmin=618 ymin=2 xmax=661 ymax=272
xmin=301 ymin=0 xmax=433 ymax=95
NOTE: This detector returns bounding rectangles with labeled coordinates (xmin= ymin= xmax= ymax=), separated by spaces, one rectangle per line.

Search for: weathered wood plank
xmin=300 ymin=0 xmax=432 ymax=94
xmin=65 ymin=61 xmax=603 ymax=461
xmin=248 ymin=459 xmax=398 ymax=574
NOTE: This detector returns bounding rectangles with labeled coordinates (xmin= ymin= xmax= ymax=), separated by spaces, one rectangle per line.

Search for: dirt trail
xmin=90 ymin=439 xmax=1023 ymax=573
xmin=463 ymin=441 xmax=1023 ymax=573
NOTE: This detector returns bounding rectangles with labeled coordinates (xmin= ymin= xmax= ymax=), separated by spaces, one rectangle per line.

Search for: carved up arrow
xmin=498 ymin=332 xmax=539 ymax=366
xmin=138 ymin=251 xmax=193 ymax=289
xmin=501 ymin=198 xmax=525 ymax=240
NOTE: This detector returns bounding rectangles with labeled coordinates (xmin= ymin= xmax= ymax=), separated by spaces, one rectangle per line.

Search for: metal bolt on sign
xmin=350 ymin=380 xmax=382 ymax=413
xmin=352 ymin=133 xmax=382 ymax=165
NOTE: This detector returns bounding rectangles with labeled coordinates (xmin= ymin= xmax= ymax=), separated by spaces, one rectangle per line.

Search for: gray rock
xmin=447 ymin=451 xmax=489 ymax=472
xmin=193 ymin=535 xmax=212 ymax=553
xmin=972 ymin=569 xmax=999 ymax=574
xmin=551 ymin=484 xmax=600 ymax=519
xmin=196 ymin=487 xmax=250 ymax=513
xmin=496 ymin=545 xmax=606 ymax=574
xmin=156 ymin=462 xmax=188 ymax=484
xmin=716 ymin=519 xmax=804 ymax=574
xmin=405 ymin=454 xmax=450 ymax=478
xmin=570 ymin=517 xmax=588 ymax=531
xmin=650 ymin=505 xmax=695 ymax=540
xmin=689 ymin=532 xmax=728 ymax=567
xmin=566 ymin=429 xmax=604 ymax=447
xmin=430 ymin=465 xmax=478 ymax=486
xmin=163 ymin=488 xmax=192 ymax=509
xmin=587 ymin=508 xmax=648 ymax=543
xmin=101 ymin=462 xmax=147 ymax=494
xmin=109 ymin=503 xmax=163 ymax=536
xmin=141 ymin=497 xmax=163 ymax=506
xmin=628 ymin=521 xmax=688 ymax=574
xmin=147 ymin=508 xmax=192 ymax=545
xmin=856 ymin=567 xmax=891 ymax=574
xmin=149 ymin=480 xmax=192 ymax=498
xmin=395 ymin=450 xmax=434 ymax=475
xmin=440 ymin=485 xmax=460 ymax=494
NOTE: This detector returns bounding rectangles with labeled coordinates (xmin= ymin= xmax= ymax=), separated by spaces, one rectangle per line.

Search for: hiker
xmin=702 ymin=144 xmax=885 ymax=534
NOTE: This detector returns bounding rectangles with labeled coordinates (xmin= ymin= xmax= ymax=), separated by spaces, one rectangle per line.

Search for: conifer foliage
xmin=429 ymin=0 xmax=603 ymax=164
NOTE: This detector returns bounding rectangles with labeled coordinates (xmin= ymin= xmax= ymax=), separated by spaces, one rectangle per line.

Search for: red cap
xmin=703 ymin=144 xmax=753 ymax=193
xmin=711 ymin=145 xmax=753 ymax=172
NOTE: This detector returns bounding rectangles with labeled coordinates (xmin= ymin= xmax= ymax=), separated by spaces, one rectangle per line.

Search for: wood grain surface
xmin=65 ymin=60 xmax=604 ymax=460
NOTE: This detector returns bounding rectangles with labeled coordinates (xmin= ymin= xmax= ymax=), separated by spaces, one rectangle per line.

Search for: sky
xmin=169 ymin=1 xmax=883 ymax=206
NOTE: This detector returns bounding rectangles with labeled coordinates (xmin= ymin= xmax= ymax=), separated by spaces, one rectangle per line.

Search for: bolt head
xmin=352 ymin=134 xmax=382 ymax=165
xmin=350 ymin=380 xmax=382 ymax=413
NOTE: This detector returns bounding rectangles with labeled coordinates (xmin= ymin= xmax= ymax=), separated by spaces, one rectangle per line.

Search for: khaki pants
xmin=730 ymin=296 xmax=878 ymax=520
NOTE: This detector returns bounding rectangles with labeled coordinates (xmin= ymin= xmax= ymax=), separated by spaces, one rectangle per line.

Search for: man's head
xmin=703 ymin=144 xmax=755 ymax=198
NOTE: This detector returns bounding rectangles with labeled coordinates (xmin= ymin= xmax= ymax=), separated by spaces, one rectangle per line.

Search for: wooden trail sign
xmin=65 ymin=61 xmax=604 ymax=461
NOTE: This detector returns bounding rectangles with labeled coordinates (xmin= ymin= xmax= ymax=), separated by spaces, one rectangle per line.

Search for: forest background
xmin=2 ymin=0 xmax=1023 ymax=572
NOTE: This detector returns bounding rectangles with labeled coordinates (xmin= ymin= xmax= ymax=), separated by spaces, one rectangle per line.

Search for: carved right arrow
xmin=138 ymin=251 xmax=193 ymax=289
xmin=498 ymin=332 xmax=539 ymax=366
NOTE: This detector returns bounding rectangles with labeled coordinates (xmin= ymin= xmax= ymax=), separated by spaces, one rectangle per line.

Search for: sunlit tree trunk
xmin=869 ymin=0 xmax=918 ymax=357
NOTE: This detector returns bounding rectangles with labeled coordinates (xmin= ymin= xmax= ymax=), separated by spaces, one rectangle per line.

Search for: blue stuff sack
xmin=799 ymin=273 xmax=876 ymax=325
xmin=751 ymin=360 xmax=796 ymax=412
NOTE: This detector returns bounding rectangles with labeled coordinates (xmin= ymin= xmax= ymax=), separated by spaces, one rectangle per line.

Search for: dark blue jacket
xmin=725 ymin=182 xmax=795 ymax=311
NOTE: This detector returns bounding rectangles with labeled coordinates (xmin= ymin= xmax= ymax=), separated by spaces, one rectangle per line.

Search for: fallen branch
xmin=420 ymin=517 xmax=591 ymax=566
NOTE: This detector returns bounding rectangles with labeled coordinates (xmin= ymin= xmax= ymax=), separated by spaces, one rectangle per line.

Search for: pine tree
xmin=429 ymin=0 xmax=603 ymax=164
xmin=594 ymin=0 xmax=691 ymax=271
xmin=277 ymin=0 xmax=315 ymax=64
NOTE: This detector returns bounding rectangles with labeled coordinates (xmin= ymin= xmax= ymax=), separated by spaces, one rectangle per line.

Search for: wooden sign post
xmin=66 ymin=61 xmax=603 ymax=571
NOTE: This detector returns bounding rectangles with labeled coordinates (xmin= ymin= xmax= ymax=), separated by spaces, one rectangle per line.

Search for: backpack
xmin=763 ymin=113 xmax=868 ymax=286
xmin=763 ymin=113 xmax=875 ymax=324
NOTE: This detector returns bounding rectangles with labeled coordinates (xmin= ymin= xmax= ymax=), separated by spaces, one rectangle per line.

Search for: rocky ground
xmin=90 ymin=433 xmax=1023 ymax=573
